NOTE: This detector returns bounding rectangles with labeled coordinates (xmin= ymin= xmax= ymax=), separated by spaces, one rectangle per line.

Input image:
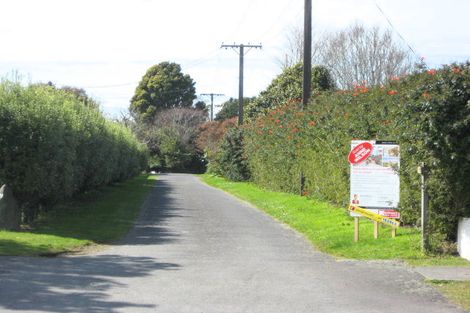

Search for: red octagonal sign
xmin=348 ymin=142 xmax=373 ymax=164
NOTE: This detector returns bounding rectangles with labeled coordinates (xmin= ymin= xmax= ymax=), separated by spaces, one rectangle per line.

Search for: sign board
xmin=349 ymin=205 xmax=400 ymax=228
xmin=349 ymin=140 xmax=400 ymax=216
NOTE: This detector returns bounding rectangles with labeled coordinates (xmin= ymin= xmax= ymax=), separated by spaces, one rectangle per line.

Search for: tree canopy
xmin=245 ymin=63 xmax=335 ymax=120
xmin=130 ymin=62 xmax=196 ymax=121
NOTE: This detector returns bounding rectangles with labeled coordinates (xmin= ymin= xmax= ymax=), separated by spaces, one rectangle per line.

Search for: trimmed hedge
xmin=0 ymin=81 xmax=148 ymax=221
xmin=243 ymin=63 xmax=470 ymax=249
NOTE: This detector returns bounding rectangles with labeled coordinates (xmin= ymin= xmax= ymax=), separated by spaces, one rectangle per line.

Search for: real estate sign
xmin=349 ymin=140 xmax=400 ymax=216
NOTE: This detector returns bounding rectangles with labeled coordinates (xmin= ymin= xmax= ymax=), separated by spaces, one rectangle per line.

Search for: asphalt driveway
xmin=0 ymin=173 xmax=465 ymax=313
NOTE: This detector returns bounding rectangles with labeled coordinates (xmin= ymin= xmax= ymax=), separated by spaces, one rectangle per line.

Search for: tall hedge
xmin=243 ymin=63 xmax=470 ymax=249
xmin=0 ymin=81 xmax=148 ymax=221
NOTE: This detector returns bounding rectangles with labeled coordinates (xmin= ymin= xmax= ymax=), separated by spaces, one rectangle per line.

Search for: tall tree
xmin=130 ymin=62 xmax=196 ymax=121
xmin=281 ymin=23 xmax=415 ymax=88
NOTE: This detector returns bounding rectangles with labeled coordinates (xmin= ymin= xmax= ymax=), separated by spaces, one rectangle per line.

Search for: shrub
xmin=243 ymin=62 xmax=470 ymax=247
xmin=0 ymin=81 xmax=148 ymax=222
xmin=217 ymin=127 xmax=251 ymax=181
xmin=196 ymin=117 xmax=237 ymax=175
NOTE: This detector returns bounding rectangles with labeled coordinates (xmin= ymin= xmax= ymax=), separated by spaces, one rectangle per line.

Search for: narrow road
xmin=0 ymin=173 xmax=465 ymax=313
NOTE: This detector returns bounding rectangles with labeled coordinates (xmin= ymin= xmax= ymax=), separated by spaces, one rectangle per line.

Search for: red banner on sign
xmin=348 ymin=142 xmax=373 ymax=164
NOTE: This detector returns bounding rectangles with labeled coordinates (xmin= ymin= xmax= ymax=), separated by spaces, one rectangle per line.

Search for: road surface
xmin=0 ymin=173 xmax=465 ymax=312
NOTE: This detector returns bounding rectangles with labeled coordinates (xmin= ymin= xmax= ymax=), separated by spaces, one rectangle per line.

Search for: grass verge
xmin=0 ymin=174 xmax=156 ymax=256
xmin=201 ymin=174 xmax=470 ymax=266
xmin=430 ymin=280 xmax=470 ymax=311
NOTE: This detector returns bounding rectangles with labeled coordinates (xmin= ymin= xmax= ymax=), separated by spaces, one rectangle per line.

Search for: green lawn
xmin=201 ymin=174 xmax=470 ymax=266
xmin=430 ymin=280 xmax=470 ymax=311
xmin=0 ymin=174 xmax=156 ymax=256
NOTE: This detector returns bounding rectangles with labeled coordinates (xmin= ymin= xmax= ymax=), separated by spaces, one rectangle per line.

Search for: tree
xmin=215 ymin=97 xmax=255 ymax=121
xmin=130 ymin=62 xmax=196 ymax=121
xmin=132 ymin=107 xmax=207 ymax=172
xmin=282 ymin=23 xmax=415 ymax=89
xmin=245 ymin=63 xmax=335 ymax=120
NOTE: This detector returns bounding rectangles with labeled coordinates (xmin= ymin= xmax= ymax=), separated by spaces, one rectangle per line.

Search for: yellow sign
xmin=349 ymin=205 xmax=400 ymax=228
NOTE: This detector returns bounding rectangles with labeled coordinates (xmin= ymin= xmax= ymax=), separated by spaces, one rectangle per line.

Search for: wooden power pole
xmin=201 ymin=93 xmax=224 ymax=121
xmin=221 ymin=43 xmax=262 ymax=125
xmin=300 ymin=0 xmax=312 ymax=195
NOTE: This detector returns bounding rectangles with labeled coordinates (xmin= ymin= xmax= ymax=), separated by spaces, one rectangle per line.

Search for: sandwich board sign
xmin=348 ymin=140 xmax=400 ymax=236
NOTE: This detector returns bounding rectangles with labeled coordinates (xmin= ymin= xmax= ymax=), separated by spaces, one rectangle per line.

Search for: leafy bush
xmin=243 ymin=62 xmax=470 ymax=247
xmin=217 ymin=127 xmax=251 ymax=181
xmin=0 ymin=81 xmax=148 ymax=222
xmin=196 ymin=117 xmax=238 ymax=175
xmin=133 ymin=108 xmax=206 ymax=173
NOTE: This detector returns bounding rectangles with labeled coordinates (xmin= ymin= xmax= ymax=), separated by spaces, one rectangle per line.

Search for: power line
xmin=375 ymin=2 xmax=420 ymax=60
xmin=221 ymin=43 xmax=262 ymax=125
xmin=83 ymin=82 xmax=137 ymax=89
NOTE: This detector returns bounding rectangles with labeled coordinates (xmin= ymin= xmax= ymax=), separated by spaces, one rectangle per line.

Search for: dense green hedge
xmin=0 ymin=81 xmax=148 ymax=221
xmin=244 ymin=63 xmax=470 ymax=248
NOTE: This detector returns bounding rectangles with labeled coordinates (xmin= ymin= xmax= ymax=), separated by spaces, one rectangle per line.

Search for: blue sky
xmin=1 ymin=0 xmax=469 ymax=118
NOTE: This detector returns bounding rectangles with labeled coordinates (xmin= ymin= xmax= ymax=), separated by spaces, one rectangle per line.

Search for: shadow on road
xmin=119 ymin=175 xmax=184 ymax=246
xmin=0 ymin=175 xmax=185 ymax=312
xmin=0 ymin=254 xmax=179 ymax=312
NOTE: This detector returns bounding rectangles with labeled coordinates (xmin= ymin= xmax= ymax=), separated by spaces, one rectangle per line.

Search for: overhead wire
xmin=375 ymin=2 xmax=420 ymax=60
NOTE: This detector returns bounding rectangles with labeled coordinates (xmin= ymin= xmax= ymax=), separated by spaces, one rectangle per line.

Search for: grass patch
xmin=430 ymin=280 xmax=470 ymax=311
xmin=0 ymin=174 xmax=156 ymax=256
xmin=201 ymin=174 xmax=470 ymax=266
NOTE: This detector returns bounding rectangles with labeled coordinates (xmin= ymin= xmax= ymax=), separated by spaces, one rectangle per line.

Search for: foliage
xmin=243 ymin=62 xmax=470 ymax=248
xmin=196 ymin=117 xmax=238 ymax=175
xmin=194 ymin=100 xmax=209 ymax=116
xmin=0 ymin=81 xmax=148 ymax=222
xmin=201 ymin=174 xmax=470 ymax=266
xmin=217 ymin=128 xmax=251 ymax=181
xmin=130 ymin=62 xmax=196 ymax=121
xmin=60 ymin=86 xmax=100 ymax=110
xmin=133 ymin=108 xmax=207 ymax=172
xmin=215 ymin=97 xmax=255 ymax=121
xmin=0 ymin=175 xmax=156 ymax=256
xmin=245 ymin=63 xmax=334 ymax=120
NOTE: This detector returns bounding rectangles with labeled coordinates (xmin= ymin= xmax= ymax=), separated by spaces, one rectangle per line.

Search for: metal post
xmin=418 ymin=162 xmax=429 ymax=252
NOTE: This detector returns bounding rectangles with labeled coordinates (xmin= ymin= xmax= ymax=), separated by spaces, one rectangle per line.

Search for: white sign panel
xmin=349 ymin=140 xmax=400 ymax=210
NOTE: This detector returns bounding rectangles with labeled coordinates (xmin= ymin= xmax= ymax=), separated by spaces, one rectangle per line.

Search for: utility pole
xmin=302 ymin=0 xmax=312 ymax=110
xmin=201 ymin=93 xmax=224 ymax=121
xmin=221 ymin=43 xmax=262 ymax=125
xmin=300 ymin=0 xmax=312 ymax=195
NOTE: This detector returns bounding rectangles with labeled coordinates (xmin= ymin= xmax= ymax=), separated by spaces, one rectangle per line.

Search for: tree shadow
xmin=117 ymin=176 xmax=184 ymax=246
xmin=0 ymin=254 xmax=179 ymax=312
xmin=0 ymin=175 xmax=186 ymax=312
